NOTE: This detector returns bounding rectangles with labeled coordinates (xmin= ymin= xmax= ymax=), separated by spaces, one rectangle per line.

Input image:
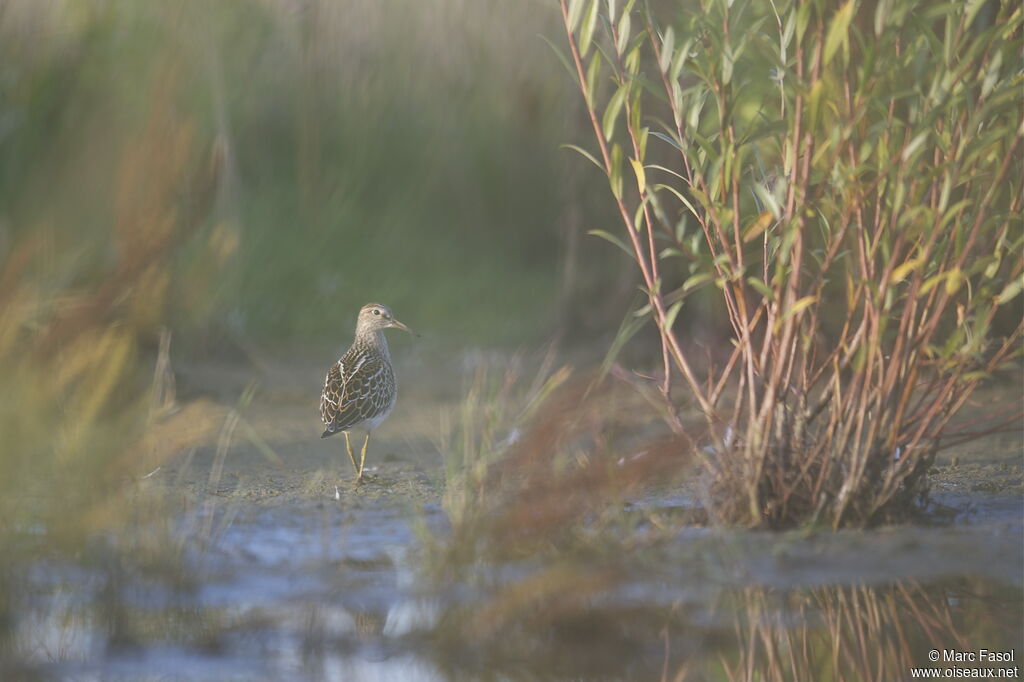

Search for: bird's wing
xmin=320 ymin=352 xmax=388 ymax=436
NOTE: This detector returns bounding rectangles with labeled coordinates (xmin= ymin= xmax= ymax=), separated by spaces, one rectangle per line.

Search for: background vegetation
xmin=0 ymin=0 xmax=634 ymax=349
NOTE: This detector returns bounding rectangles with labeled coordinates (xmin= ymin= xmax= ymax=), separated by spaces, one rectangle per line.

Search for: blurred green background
xmin=0 ymin=0 xmax=627 ymax=349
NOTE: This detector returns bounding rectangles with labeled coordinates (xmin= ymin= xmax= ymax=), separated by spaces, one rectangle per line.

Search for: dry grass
xmin=435 ymin=357 xmax=698 ymax=564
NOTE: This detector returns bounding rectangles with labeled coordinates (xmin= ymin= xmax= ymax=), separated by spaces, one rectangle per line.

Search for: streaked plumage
xmin=320 ymin=303 xmax=412 ymax=480
xmin=320 ymin=338 xmax=395 ymax=437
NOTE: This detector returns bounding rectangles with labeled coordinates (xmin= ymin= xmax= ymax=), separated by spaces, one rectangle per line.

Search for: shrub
xmin=558 ymin=0 xmax=1022 ymax=527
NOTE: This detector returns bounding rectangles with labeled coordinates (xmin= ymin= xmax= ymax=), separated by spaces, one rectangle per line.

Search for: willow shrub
xmin=558 ymin=0 xmax=1022 ymax=527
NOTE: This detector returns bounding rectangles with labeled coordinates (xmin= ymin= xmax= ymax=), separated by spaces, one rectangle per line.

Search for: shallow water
xmin=7 ymin=485 xmax=1021 ymax=682
xmin=4 ymin=361 xmax=1022 ymax=681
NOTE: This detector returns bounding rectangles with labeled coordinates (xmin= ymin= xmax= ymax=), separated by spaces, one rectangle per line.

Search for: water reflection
xmin=3 ymin=500 xmax=1020 ymax=681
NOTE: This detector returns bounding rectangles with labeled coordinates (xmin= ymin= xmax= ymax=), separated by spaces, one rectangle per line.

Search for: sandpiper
xmin=320 ymin=303 xmax=412 ymax=481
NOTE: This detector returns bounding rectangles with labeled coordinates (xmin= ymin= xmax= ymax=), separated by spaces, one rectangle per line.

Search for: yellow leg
xmin=343 ymin=431 xmax=359 ymax=475
xmin=357 ymin=433 xmax=371 ymax=481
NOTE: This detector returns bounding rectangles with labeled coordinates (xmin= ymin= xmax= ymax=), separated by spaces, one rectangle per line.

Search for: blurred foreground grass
xmin=0 ymin=0 xmax=624 ymax=347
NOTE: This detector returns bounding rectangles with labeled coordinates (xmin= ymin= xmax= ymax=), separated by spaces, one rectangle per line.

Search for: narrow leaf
xmin=588 ymin=229 xmax=633 ymax=256
xmin=649 ymin=131 xmax=683 ymax=152
xmin=890 ymin=257 xmax=923 ymax=283
xmin=610 ymin=142 xmax=624 ymax=199
xmin=747 ymin=276 xmax=774 ymax=300
xmin=630 ymin=158 xmax=646 ymax=194
xmin=560 ymin=144 xmax=605 ymax=172
xmin=567 ymin=0 xmax=587 ymax=33
xmin=901 ymin=131 xmax=929 ymax=161
xmin=683 ymin=272 xmax=714 ymax=291
xmin=616 ymin=12 xmax=630 ymax=55
xmin=539 ymin=35 xmax=576 ymax=84
xmin=944 ymin=266 xmax=963 ymax=295
xmin=580 ymin=0 xmax=600 ymax=58
xmin=995 ymin=275 xmax=1024 ymax=305
xmin=785 ymin=295 xmax=818 ymax=318
xmin=603 ymin=82 xmax=629 ymax=141
xmin=671 ymin=40 xmax=689 ymax=81
xmin=659 ymin=26 xmax=675 ymax=74
xmin=585 ymin=52 xmax=602 ymax=105
xmin=663 ymin=300 xmax=684 ymax=330
xmin=653 ymin=183 xmax=701 ymax=221
xmin=743 ymin=212 xmax=774 ymax=242
xmin=824 ymin=1 xmax=855 ymax=66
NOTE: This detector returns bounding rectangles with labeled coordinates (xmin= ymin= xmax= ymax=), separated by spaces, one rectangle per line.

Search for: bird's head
xmin=356 ymin=303 xmax=414 ymax=335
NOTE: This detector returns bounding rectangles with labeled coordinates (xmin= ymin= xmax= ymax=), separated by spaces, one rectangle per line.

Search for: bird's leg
xmin=357 ymin=432 xmax=371 ymax=481
xmin=343 ymin=431 xmax=359 ymax=475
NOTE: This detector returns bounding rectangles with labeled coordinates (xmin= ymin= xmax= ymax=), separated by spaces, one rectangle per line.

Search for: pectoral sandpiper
xmin=320 ymin=303 xmax=413 ymax=481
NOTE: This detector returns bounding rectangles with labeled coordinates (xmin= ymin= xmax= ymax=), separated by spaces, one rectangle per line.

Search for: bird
xmin=320 ymin=302 xmax=413 ymax=481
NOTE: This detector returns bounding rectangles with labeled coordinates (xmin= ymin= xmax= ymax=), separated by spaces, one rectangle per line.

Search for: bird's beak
xmin=389 ymin=318 xmax=415 ymax=336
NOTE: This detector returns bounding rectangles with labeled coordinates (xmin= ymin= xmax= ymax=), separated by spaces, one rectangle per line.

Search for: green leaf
xmin=671 ymin=39 xmax=690 ymax=81
xmin=743 ymin=212 xmax=774 ymax=242
xmin=659 ymin=26 xmax=675 ymax=74
xmin=901 ymin=131 xmax=929 ymax=161
xmin=610 ymin=142 xmax=624 ymax=199
xmin=628 ymin=83 xmax=642 ymax=131
xmin=588 ymin=229 xmax=633 ymax=256
xmin=560 ymin=143 xmax=605 ymax=172
xmin=721 ymin=47 xmax=734 ymax=85
xmin=995 ymin=275 xmax=1024 ymax=305
xmin=616 ymin=11 xmax=630 ymax=56
xmin=663 ymin=300 xmax=684 ymax=331
xmin=981 ymin=49 xmax=1002 ymax=98
xmin=625 ymin=43 xmax=642 ymax=74
xmin=646 ymin=163 xmax=686 ymax=181
xmin=796 ymin=1 xmax=812 ymax=46
xmin=939 ymin=199 xmax=973 ymax=231
xmin=539 ymin=34 xmax=576 ymax=84
xmin=964 ymin=0 xmax=988 ymax=28
xmin=687 ymin=91 xmax=707 ymax=130
xmin=782 ymin=295 xmax=818 ymax=321
xmin=782 ymin=10 xmax=796 ymax=54
xmin=824 ymin=1 xmax=856 ymax=66
xmin=874 ymin=0 xmax=892 ymax=36
xmin=603 ymin=82 xmax=629 ymax=141
xmin=580 ymin=0 xmax=600 ymax=57
xmin=746 ymin=276 xmax=774 ymax=300
xmin=585 ymin=52 xmax=602 ymax=105
xmin=752 ymin=180 xmax=783 ymax=219
xmin=633 ymin=198 xmax=646 ymax=230
xmin=670 ymin=80 xmax=683 ymax=126
xmin=567 ymin=0 xmax=587 ymax=33
xmin=944 ymin=266 xmax=964 ymax=295
xmin=649 ymin=131 xmax=683 ymax=152
xmin=683 ymin=271 xmax=714 ymax=292
xmin=653 ymin=183 xmax=701 ymax=221
xmin=890 ymin=257 xmax=923 ymax=283
xmin=919 ymin=271 xmax=951 ymax=297
xmin=630 ymin=158 xmax=646 ymax=194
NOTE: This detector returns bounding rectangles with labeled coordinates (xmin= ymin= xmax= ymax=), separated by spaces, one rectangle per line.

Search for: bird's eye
xmin=373 ymin=309 xmax=381 ymax=316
